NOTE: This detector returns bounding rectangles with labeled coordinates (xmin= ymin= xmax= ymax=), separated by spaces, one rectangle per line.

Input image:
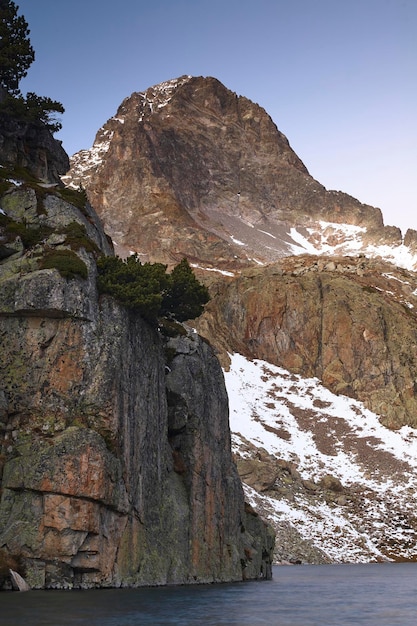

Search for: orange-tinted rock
xmin=195 ymin=255 xmax=417 ymax=428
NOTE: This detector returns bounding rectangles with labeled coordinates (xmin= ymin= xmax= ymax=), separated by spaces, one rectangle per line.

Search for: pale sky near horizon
xmin=16 ymin=0 xmax=417 ymax=234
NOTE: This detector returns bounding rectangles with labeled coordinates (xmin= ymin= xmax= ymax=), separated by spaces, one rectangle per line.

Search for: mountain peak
xmin=63 ymin=76 xmax=415 ymax=271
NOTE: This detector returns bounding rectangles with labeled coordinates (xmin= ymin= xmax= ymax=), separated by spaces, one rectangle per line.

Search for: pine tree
xmin=0 ymin=1 xmax=35 ymax=96
xmin=162 ymin=258 xmax=210 ymax=322
xmin=96 ymin=256 xmax=210 ymax=324
xmin=0 ymin=1 xmax=64 ymax=133
xmin=24 ymin=92 xmax=65 ymax=133
xmin=97 ymin=254 xmax=170 ymax=323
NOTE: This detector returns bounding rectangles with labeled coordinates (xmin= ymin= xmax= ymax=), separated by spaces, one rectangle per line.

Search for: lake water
xmin=1 ymin=563 xmax=417 ymax=625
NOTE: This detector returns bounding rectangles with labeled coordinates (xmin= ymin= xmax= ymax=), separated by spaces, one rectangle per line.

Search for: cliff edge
xmin=0 ymin=122 xmax=274 ymax=588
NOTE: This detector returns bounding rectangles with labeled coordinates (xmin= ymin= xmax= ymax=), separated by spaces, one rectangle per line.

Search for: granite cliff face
xmin=0 ymin=130 xmax=274 ymax=588
xmin=0 ymin=114 xmax=69 ymax=186
xmin=0 ymin=294 xmax=273 ymax=588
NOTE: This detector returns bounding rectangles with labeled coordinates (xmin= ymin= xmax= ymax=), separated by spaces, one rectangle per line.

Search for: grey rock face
xmin=0 ymin=113 xmax=69 ymax=184
xmin=0 ymin=181 xmax=274 ymax=588
xmin=165 ymin=331 xmax=274 ymax=582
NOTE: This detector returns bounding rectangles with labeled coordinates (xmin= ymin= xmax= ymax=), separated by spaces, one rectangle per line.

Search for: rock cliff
xmin=0 ymin=107 xmax=69 ymax=185
xmin=0 ymin=169 xmax=274 ymax=587
xmin=195 ymin=254 xmax=417 ymax=430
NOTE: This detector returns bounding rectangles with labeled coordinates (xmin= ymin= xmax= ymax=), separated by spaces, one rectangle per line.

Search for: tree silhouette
xmin=161 ymin=258 xmax=210 ymax=322
xmin=0 ymin=1 xmax=64 ymax=133
xmin=0 ymin=1 xmax=34 ymax=96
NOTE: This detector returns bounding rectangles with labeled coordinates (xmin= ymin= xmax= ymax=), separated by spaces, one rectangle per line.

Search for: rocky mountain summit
xmin=0 ymin=114 xmax=274 ymax=589
xmin=64 ymin=75 xmax=417 ymax=274
xmin=63 ymin=76 xmax=417 ymax=564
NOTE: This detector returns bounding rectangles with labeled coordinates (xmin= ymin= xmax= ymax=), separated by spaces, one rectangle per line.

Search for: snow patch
xmin=141 ymin=76 xmax=192 ymax=114
xmin=257 ymin=229 xmax=277 ymax=239
xmin=224 ymin=353 xmax=417 ymax=562
xmin=288 ymin=222 xmax=417 ymax=272
xmin=191 ymin=263 xmax=235 ymax=277
xmin=230 ymin=235 xmax=245 ymax=246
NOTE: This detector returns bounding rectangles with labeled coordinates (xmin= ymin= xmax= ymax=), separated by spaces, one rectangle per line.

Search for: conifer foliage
xmin=0 ymin=0 xmax=34 ymax=95
xmin=160 ymin=257 xmax=210 ymax=322
xmin=96 ymin=255 xmax=210 ymax=324
xmin=0 ymin=1 xmax=64 ymax=132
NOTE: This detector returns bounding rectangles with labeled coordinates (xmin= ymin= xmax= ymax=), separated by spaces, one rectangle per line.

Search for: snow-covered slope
xmin=288 ymin=221 xmax=417 ymax=272
xmin=225 ymin=353 xmax=417 ymax=563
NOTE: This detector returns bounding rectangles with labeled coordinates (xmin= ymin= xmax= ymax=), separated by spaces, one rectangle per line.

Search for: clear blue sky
xmin=16 ymin=0 xmax=417 ymax=234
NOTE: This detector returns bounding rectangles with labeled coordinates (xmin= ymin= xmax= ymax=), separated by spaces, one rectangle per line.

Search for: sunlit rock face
xmin=195 ymin=253 xmax=417 ymax=430
xmin=65 ymin=75 xmax=413 ymax=272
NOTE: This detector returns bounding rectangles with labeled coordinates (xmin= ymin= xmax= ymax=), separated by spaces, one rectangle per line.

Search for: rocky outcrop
xmin=165 ymin=332 xmax=274 ymax=582
xmin=404 ymin=228 xmax=417 ymax=251
xmin=0 ymin=179 xmax=274 ymax=588
xmin=234 ymin=447 xmax=331 ymax=565
xmin=63 ymin=76 xmax=387 ymax=269
xmin=195 ymin=254 xmax=417 ymax=430
xmin=0 ymin=109 xmax=69 ymax=185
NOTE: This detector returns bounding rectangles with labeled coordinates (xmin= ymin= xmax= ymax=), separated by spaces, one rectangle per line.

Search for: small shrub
xmin=40 ymin=248 xmax=88 ymax=280
xmin=0 ymin=162 xmax=38 ymax=185
xmin=6 ymin=220 xmax=53 ymax=247
xmin=59 ymin=221 xmax=99 ymax=254
xmin=0 ymin=179 xmax=13 ymax=195
xmin=0 ymin=215 xmax=94 ymax=252
xmin=159 ymin=318 xmax=188 ymax=337
xmin=57 ymin=187 xmax=89 ymax=212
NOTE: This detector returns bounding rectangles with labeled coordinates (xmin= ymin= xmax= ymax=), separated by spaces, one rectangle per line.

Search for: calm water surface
xmin=2 ymin=563 xmax=417 ymax=625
